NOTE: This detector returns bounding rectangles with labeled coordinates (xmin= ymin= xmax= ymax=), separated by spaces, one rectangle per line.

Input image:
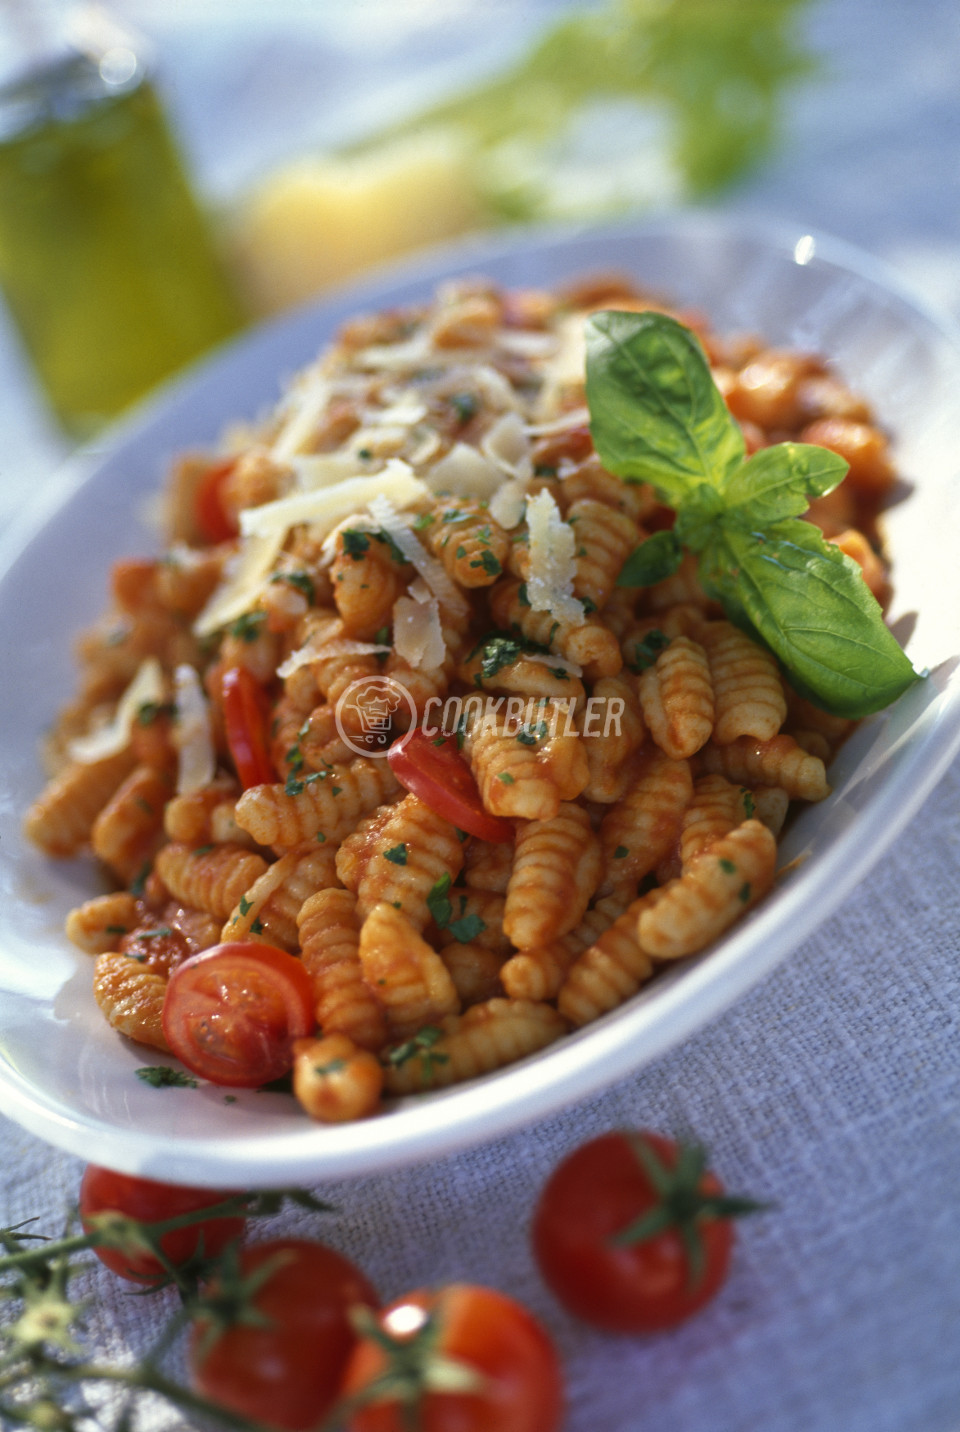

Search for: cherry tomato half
xmin=79 ymin=1165 xmax=245 ymax=1284
xmin=222 ymin=665 xmax=276 ymax=789
xmin=194 ymin=458 xmax=239 ymax=545
xmin=342 ymin=1284 xmax=563 ymax=1432
xmin=532 ymin=1130 xmax=763 ymax=1333
xmin=387 ymin=730 xmax=513 ymax=844
xmin=161 ymin=942 xmax=315 ymax=1087
xmin=191 ymin=1238 xmax=378 ymax=1432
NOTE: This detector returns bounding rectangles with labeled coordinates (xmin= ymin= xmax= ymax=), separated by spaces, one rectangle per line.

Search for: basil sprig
xmin=585 ymin=310 xmax=919 ymax=718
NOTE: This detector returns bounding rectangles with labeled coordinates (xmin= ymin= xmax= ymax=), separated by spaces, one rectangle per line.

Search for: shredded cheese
xmin=425 ymin=443 xmax=503 ymax=500
xmin=173 ymin=665 xmax=216 ymax=797
xmin=239 ymin=461 xmax=429 ymax=542
xmin=480 ymin=412 xmax=532 ymax=481
xmin=290 ymin=453 xmax=368 ymax=490
xmin=524 ymin=650 xmax=584 ymax=678
xmin=193 ymin=529 xmax=287 ymax=639
xmin=367 ymin=495 xmax=469 ymax=622
xmin=67 ymin=658 xmax=165 ymax=764
xmin=524 ymin=488 xmax=585 ymax=626
xmin=277 ymin=637 xmax=390 ymax=681
xmin=271 ymin=372 xmax=332 ymax=462
xmin=392 ymin=579 xmax=445 ymax=670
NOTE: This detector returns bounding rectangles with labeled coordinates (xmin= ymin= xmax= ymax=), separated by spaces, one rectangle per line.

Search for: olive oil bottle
xmin=0 ymin=27 xmax=243 ymax=436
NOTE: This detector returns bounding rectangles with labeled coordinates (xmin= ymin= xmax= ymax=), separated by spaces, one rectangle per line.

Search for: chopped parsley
xmin=383 ymin=1026 xmax=449 ymax=1080
xmin=470 ymin=550 xmax=502 ymax=577
xmin=314 ymin=1058 xmax=348 ymax=1077
xmin=228 ymin=610 xmax=267 ymax=643
xmin=341 ymin=529 xmax=370 ymax=559
xmin=413 ymin=512 xmax=436 ymax=532
xmin=449 ymin=391 xmax=479 ymax=425
xmin=738 ymin=882 xmax=752 ymax=903
xmin=138 ymin=926 xmax=173 ymax=940
xmin=136 ymin=1066 xmax=197 ymax=1090
xmin=136 ymin=700 xmax=174 ymax=726
xmin=719 ymin=858 xmax=737 ymax=875
xmin=627 ymin=628 xmax=670 ymax=673
xmin=741 ymin=789 xmax=756 ymax=818
xmin=469 ymin=632 xmax=550 ymax=683
xmin=613 ymin=846 xmax=629 ymax=860
xmin=270 ymin=569 xmax=315 ymax=604
xmin=383 ymin=844 xmax=408 ymax=866
xmin=238 ymin=897 xmax=253 ymax=916
xmin=497 ymin=771 xmax=516 ymax=784
xmin=372 ymin=528 xmax=409 ymax=565
xmin=250 ymin=917 xmax=265 ymax=935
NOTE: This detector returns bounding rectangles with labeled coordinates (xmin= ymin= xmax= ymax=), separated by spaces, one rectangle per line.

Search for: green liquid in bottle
xmin=0 ymin=54 xmax=244 ymax=436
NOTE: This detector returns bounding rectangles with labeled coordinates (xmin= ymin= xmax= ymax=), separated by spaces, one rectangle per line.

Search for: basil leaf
xmin=585 ymin=310 xmax=745 ymax=505
xmin=700 ymin=517 xmax=919 ymax=717
xmin=616 ymin=529 xmax=683 ymax=587
xmin=721 ymin=442 xmax=849 ymax=524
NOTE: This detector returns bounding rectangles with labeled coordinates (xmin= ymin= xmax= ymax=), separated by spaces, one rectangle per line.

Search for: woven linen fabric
xmin=3 ymin=753 xmax=960 ymax=1432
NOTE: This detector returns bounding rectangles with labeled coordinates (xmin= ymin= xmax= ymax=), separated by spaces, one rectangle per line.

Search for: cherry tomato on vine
xmin=387 ymin=730 xmax=513 ymax=844
xmin=79 ymin=1165 xmax=245 ymax=1284
xmin=341 ymin=1283 xmax=563 ymax=1432
xmin=194 ymin=458 xmax=239 ymax=544
xmin=221 ymin=665 xmax=275 ymax=789
xmin=191 ymin=1237 xmax=378 ymax=1432
xmin=532 ymin=1130 xmax=765 ymax=1333
xmin=161 ymin=942 xmax=314 ymax=1087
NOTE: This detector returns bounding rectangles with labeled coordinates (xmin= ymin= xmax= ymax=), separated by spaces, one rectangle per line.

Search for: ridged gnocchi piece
xmin=699 ymin=734 xmax=830 ymax=802
xmin=599 ymin=752 xmax=693 ymax=891
xmin=234 ymin=758 xmax=401 ymax=848
xmin=330 ymin=528 xmax=409 ymax=639
xmin=431 ymin=890 xmax=508 ymax=957
xmin=637 ymin=635 xmax=714 ymax=760
xmin=556 ymin=455 xmax=657 ymax=523
xmin=641 ymin=552 xmax=712 ymax=613
xmin=425 ymin=497 xmax=510 ymax=587
xmin=24 ymin=749 xmax=137 ymax=858
xmin=154 ymin=842 xmax=269 ymax=920
xmin=566 ymin=498 xmax=642 ymax=611
xmin=488 ymin=578 xmax=622 ymax=679
xmin=463 ymin=839 xmax=513 ymax=893
xmin=222 ymin=843 xmax=339 ymax=948
xmin=91 ymin=764 xmax=172 ymax=883
xmin=65 ymin=892 xmax=140 ymax=954
xmin=556 ymin=892 xmax=662 ymax=1027
xmin=679 ymin=774 xmax=754 ymax=870
xmin=750 ymin=785 xmax=790 ymax=836
xmin=580 ymin=675 xmax=646 ymax=804
xmin=439 ymin=941 xmax=506 ymax=1006
xmin=638 ymin=819 xmax=777 ymax=959
xmin=298 ymin=888 xmax=387 ymax=1052
xmin=358 ymin=902 xmax=460 ymax=1041
xmin=292 ymin=1032 xmax=383 ymax=1122
xmin=499 ymin=936 xmax=578 ymax=1002
xmin=699 ymin=621 xmax=786 ymax=743
xmin=503 ymin=803 xmax=602 ymax=948
xmin=464 ymin=696 xmax=588 ymax=821
xmin=337 ymin=793 xmax=465 ymax=930
xmin=163 ymin=776 xmax=240 ymax=844
xmin=382 ymin=998 xmax=568 ymax=1095
xmin=92 ymin=949 xmax=171 ymax=1051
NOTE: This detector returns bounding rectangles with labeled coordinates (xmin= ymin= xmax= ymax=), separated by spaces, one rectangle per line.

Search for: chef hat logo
xmin=336 ymin=676 xmax=415 ymax=756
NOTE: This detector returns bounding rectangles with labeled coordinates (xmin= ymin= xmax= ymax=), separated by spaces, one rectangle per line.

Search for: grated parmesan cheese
xmin=277 ymin=636 xmax=390 ymax=681
xmin=524 ymin=488 xmax=585 ymax=626
xmin=425 ymin=443 xmax=503 ymax=500
xmin=271 ymin=372 xmax=332 ymax=462
xmin=290 ymin=453 xmax=368 ymax=490
xmin=480 ymin=412 xmax=532 ymax=481
xmin=239 ymin=460 xmax=429 ymax=543
xmin=193 ymin=529 xmax=287 ymax=639
xmin=67 ymin=658 xmax=165 ymax=764
xmin=524 ymin=650 xmax=583 ymax=678
xmin=173 ymin=665 xmax=216 ymax=797
xmin=367 ymin=495 xmax=469 ymax=622
xmin=392 ymin=578 xmax=445 ymax=670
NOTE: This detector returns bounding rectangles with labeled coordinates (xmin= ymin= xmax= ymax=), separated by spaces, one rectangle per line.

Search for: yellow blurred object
xmin=229 ymin=131 xmax=483 ymax=315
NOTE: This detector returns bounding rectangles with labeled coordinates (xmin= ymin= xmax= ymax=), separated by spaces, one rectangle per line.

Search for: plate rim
xmin=4 ymin=207 xmax=960 ymax=1184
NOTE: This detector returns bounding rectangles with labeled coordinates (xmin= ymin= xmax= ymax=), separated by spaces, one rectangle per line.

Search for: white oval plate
xmin=3 ymin=212 xmax=960 ymax=1186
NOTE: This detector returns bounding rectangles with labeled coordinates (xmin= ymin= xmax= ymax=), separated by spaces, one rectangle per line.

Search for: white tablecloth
xmin=3 ymin=3 xmax=960 ymax=1429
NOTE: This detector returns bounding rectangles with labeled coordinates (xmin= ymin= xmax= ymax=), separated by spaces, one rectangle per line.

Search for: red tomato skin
xmin=532 ymin=1131 xmax=734 ymax=1333
xmin=221 ymin=665 xmax=276 ymax=789
xmin=79 ymin=1165 xmax=245 ymax=1283
xmin=192 ymin=1238 xmax=378 ymax=1432
xmin=343 ymin=1284 xmax=564 ymax=1432
xmin=194 ymin=459 xmax=239 ymax=544
xmin=161 ymin=942 xmax=315 ymax=1088
xmin=387 ymin=730 xmax=514 ymax=844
